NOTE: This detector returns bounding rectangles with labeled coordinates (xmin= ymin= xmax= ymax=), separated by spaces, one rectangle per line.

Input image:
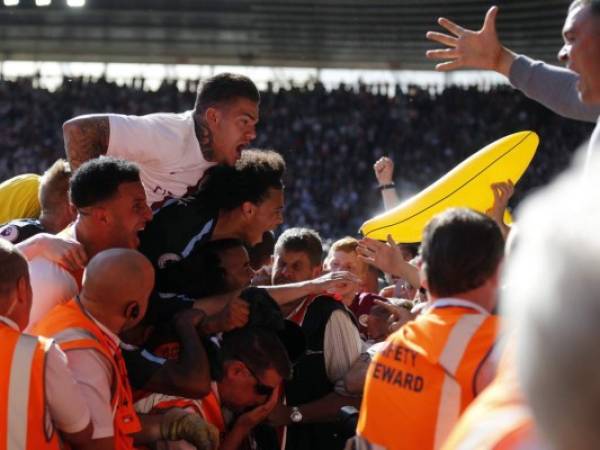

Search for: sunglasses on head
xmin=240 ymin=360 xmax=275 ymax=397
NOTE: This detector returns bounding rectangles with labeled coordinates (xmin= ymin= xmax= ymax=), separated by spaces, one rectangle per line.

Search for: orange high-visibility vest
xmin=442 ymin=341 xmax=544 ymax=450
xmin=0 ymin=322 xmax=61 ymax=450
xmin=144 ymin=391 xmax=225 ymax=434
xmin=356 ymin=299 xmax=498 ymax=450
xmin=31 ymin=299 xmax=141 ymax=450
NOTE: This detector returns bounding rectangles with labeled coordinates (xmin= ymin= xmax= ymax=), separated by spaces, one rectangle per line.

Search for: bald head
xmin=81 ymin=249 xmax=154 ymax=331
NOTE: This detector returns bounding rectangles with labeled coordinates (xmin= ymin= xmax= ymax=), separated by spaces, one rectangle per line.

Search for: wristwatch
xmin=289 ymin=406 xmax=303 ymax=423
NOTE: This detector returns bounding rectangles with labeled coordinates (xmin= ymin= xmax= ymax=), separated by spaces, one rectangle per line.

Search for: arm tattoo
xmin=63 ymin=116 xmax=110 ymax=171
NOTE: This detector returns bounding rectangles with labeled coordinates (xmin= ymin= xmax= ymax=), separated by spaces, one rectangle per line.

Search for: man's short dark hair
xmin=248 ymin=231 xmax=275 ymax=270
xmin=198 ymin=149 xmax=285 ymax=211
xmin=194 ymin=73 xmax=260 ymax=113
xmin=0 ymin=240 xmax=28 ymax=298
xmin=221 ymin=326 xmax=292 ymax=380
xmin=160 ymin=238 xmax=246 ymax=297
xmin=70 ymin=157 xmax=141 ymax=209
xmin=274 ymin=227 xmax=323 ymax=267
xmin=421 ymin=208 xmax=504 ymax=297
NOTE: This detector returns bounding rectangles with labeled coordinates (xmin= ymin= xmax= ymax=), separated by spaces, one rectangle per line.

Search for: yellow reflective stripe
xmin=434 ymin=315 xmax=487 ymax=449
xmin=7 ymin=334 xmax=39 ymax=450
xmin=434 ymin=374 xmax=462 ymax=450
xmin=439 ymin=314 xmax=487 ymax=375
xmin=455 ymin=406 xmax=531 ymax=450
xmin=51 ymin=327 xmax=97 ymax=343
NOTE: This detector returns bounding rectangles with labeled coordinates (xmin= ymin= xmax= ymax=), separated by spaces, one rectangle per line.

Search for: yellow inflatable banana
xmin=360 ymin=131 xmax=539 ymax=243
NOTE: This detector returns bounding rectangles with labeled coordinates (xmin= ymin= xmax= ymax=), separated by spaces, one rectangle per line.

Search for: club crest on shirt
xmin=157 ymin=252 xmax=182 ymax=269
xmin=0 ymin=225 xmax=18 ymax=242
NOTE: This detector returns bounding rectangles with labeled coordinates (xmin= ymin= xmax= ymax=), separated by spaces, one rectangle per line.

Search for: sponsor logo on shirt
xmin=0 ymin=225 xmax=19 ymax=242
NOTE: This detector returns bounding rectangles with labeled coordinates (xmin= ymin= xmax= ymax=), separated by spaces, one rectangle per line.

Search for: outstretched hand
xmin=310 ymin=271 xmax=362 ymax=295
xmin=426 ymin=6 xmax=514 ymax=76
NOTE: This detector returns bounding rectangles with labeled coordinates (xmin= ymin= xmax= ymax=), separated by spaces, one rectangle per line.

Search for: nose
xmin=557 ymin=44 xmax=569 ymax=64
xmin=142 ymin=203 xmax=153 ymax=222
xmin=246 ymin=267 xmax=255 ymax=284
xmin=247 ymin=125 xmax=257 ymax=141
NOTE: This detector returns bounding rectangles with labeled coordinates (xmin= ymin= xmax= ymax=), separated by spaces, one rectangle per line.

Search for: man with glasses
xmin=135 ymin=326 xmax=292 ymax=450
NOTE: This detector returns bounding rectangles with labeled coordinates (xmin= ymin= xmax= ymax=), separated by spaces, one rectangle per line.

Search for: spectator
xmin=267 ymin=228 xmax=362 ymax=450
xmin=426 ymin=1 xmax=600 ymax=166
xmin=426 ymin=4 xmax=600 ymax=123
xmin=324 ymin=236 xmax=386 ymax=337
xmin=0 ymin=76 xmax=593 ymax=240
xmin=0 ymin=159 xmax=74 ymax=244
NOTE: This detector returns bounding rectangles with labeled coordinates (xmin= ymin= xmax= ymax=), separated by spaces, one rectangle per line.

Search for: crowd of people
xmin=0 ymin=0 xmax=599 ymax=450
xmin=0 ymin=70 xmax=594 ymax=239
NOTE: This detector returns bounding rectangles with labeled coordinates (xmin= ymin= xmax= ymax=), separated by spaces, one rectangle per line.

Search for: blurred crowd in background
xmin=0 ymin=75 xmax=593 ymax=238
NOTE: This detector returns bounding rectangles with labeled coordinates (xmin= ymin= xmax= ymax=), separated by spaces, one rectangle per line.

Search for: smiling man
xmin=63 ymin=73 xmax=260 ymax=206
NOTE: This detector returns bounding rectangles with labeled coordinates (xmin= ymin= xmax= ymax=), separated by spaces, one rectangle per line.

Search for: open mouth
xmin=236 ymin=143 xmax=248 ymax=158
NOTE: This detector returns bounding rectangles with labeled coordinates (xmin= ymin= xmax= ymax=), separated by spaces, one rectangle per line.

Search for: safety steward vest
xmin=0 ymin=322 xmax=61 ymax=450
xmin=356 ymin=299 xmax=498 ymax=450
xmin=442 ymin=341 xmax=545 ymax=450
xmin=141 ymin=390 xmax=225 ymax=435
xmin=31 ymin=299 xmax=141 ymax=450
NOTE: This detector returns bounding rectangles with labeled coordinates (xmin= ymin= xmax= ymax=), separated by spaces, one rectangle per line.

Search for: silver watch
xmin=290 ymin=406 xmax=303 ymax=423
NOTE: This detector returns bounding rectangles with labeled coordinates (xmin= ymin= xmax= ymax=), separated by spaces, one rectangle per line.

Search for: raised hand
xmin=426 ymin=6 xmax=515 ymax=76
xmin=373 ymin=157 xmax=394 ymax=186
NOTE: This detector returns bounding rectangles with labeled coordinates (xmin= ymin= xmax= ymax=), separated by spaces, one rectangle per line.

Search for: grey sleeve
xmin=509 ymin=54 xmax=600 ymax=123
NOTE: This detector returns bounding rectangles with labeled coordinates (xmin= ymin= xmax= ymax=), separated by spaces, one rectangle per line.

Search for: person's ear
xmin=15 ymin=275 xmax=32 ymax=309
xmin=311 ymin=265 xmax=323 ymax=279
xmin=66 ymin=203 xmax=77 ymax=221
xmin=419 ymin=264 xmax=429 ymax=292
xmin=241 ymin=201 xmax=256 ymax=219
xmin=225 ymin=360 xmax=246 ymax=379
xmin=124 ymin=302 xmax=141 ymax=321
xmin=89 ymin=205 xmax=109 ymax=225
xmin=204 ymin=107 xmax=221 ymax=126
